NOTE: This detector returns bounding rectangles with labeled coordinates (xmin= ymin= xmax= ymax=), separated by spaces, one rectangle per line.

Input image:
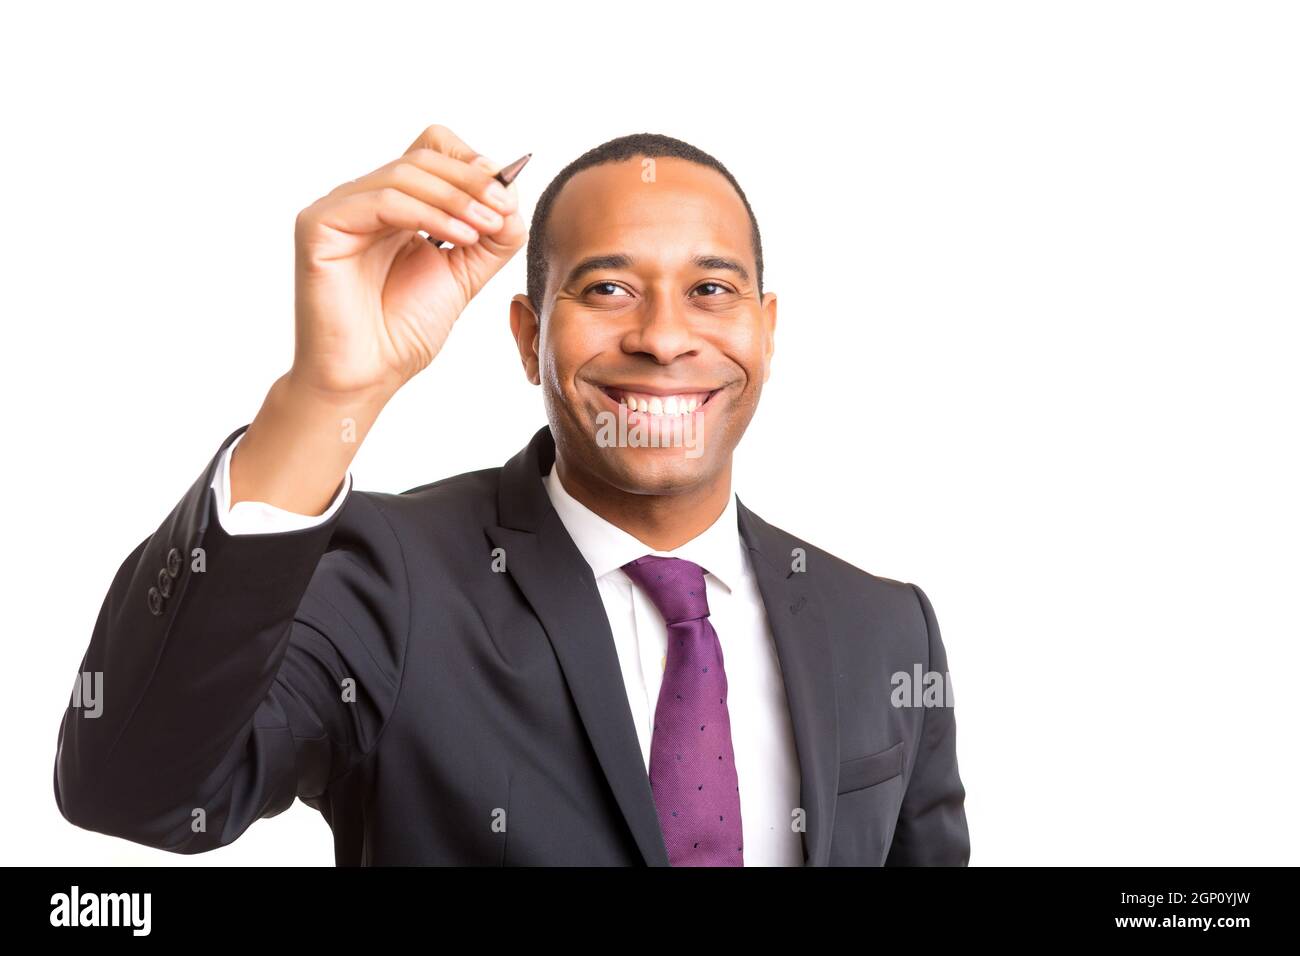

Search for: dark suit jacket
xmin=54 ymin=423 xmax=969 ymax=865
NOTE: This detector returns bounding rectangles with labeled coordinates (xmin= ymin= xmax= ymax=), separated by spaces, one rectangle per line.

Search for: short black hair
xmin=525 ymin=132 xmax=764 ymax=313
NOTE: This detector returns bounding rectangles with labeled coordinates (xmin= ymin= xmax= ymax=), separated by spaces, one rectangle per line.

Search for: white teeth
xmin=607 ymin=389 xmax=709 ymax=415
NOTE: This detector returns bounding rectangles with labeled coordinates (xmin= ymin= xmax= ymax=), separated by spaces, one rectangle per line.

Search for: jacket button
xmin=158 ymin=567 xmax=173 ymax=598
xmin=147 ymin=587 xmax=163 ymax=616
xmin=166 ymin=547 xmax=182 ymax=577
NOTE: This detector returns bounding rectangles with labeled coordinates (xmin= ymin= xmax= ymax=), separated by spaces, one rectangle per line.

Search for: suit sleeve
xmin=53 ymin=424 xmax=408 ymax=853
xmin=885 ymin=584 xmax=971 ymax=866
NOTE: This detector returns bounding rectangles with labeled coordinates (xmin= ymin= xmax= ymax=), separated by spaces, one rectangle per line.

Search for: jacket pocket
xmin=837 ymin=740 xmax=904 ymax=794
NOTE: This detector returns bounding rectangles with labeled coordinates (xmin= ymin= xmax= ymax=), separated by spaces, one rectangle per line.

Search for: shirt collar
xmin=542 ymin=463 xmax=746 ymax=593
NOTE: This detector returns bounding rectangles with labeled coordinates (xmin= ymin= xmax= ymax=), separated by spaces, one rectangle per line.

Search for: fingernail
xmin=450 ymin=219 xmax=479 ymax=242
xmin=467 ymin=201 xmax=503 ymax=228
xmin=485 ymin=182 xmax=510 ymax=208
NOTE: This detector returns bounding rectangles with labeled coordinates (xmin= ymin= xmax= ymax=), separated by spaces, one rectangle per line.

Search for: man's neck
xmin=554 ymin=454 xmax=733 ymax=552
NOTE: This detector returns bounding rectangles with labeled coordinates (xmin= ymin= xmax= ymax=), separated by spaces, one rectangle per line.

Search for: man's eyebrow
xmin=693 ymin=255 xmax=750 ymax=282
xmin=562 ymin=253 xmax=751 ymax=287
xmin=563 ymin=254 xmax=634 ymax=286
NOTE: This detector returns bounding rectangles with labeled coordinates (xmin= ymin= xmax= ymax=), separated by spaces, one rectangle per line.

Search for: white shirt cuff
xmin=210 ymin=432 xmax=352 ymax=535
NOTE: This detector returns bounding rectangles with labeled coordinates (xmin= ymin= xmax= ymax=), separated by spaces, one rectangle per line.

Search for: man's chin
xmin=590 ymin=444 xmax=716 ymax=496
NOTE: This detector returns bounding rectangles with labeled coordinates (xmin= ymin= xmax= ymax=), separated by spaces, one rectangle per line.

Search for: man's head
xmin=509 ymin=133 xmax=777 ymax=500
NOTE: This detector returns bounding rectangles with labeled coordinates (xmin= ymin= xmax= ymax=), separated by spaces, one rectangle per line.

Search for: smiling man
xmin=54 ymin=124 xmax=970 ymax=867
xmin=516 ymin=147 xmax=774 ymax=549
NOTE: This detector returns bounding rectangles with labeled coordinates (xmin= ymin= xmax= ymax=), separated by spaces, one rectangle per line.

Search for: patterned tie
xmin=622 ymin=554 xmax=744 ymax=866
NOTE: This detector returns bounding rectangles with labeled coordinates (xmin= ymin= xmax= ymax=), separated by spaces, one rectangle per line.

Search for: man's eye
xmin=692 ymin=281 xmax=733 ymax=296
xmin=587 ymin=281 xmax=630 ymax=297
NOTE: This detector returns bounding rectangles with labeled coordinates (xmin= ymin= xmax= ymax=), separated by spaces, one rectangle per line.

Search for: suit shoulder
xmin=747 ymin=507 xmax=920 ymax=605
xmin=396 ymin=465 xmax=501 ymax=502
xmin=349 ymin=465 xmax=502 ymax=531
xmin=753 ymin=513 xmax=934 ymax=654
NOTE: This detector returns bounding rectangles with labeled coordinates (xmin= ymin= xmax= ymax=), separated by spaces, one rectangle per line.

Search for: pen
xmin=427 ymin=152 xmax=531 ymax=248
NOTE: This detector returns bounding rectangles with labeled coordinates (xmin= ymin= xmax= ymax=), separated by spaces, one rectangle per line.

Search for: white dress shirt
xmin=211 ymin=434 xmax=804 ymax=865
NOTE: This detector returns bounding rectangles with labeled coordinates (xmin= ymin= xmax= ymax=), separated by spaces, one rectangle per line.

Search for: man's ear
xmin=760 ymin=291 xmax=777 ymax=383
xmin=509 ymin=294 xmax=541 ymax=385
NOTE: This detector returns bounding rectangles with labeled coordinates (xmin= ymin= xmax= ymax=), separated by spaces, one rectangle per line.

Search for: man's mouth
xmin=596 ymin=384 xmax=721 ymax=416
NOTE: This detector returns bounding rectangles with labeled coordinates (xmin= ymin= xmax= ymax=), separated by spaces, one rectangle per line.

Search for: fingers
xmin=403 ymin=123 xmax=518 ymax=216
xmin=314 ymin=187 xmax=483 ymax=247
xmin=323 ymin=137 xmax=517 ymax=243
xmin=392 ymin=158 xmax=508 ymax=233
xmin=315 ymin=158 xmax=514 ymax=242
xmin=397 ymin=149 xmax=515 ymax=220
xmin=403 ymin=123 xmax=478 ymax=164
xmin=304 ymin=124 xmax=527 ymax=259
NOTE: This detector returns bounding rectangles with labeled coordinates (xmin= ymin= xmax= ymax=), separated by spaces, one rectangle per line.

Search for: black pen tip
xmin=495 ymin=153 xmax=532 ymax=186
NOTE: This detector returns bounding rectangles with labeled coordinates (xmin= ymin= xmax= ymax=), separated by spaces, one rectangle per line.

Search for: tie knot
xmin=621 ymin=555 xmax=711 ymax=625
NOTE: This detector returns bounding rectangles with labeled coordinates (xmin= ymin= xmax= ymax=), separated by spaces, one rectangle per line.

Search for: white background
xmin=3 ymin=0 xmax=1296 ymax=866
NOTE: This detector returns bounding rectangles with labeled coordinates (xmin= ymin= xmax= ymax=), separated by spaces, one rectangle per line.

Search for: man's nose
xmin=620 ymin=291 xmax=698 ymax=364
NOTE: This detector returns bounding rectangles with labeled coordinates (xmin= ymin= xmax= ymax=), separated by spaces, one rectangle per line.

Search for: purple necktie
xmin=622 ymin=554 xmax=744 ymax=866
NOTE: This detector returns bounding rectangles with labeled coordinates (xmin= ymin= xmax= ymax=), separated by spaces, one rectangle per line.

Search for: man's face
xmin=511 ymin=156 xmax=777 ymax=498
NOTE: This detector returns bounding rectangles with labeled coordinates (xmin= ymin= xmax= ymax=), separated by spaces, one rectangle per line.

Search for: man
xmin=54 ymin=124 xmax=969 ymax=866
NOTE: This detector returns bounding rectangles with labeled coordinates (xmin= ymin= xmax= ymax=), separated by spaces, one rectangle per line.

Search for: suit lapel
xmin=736 ymin=498 xmax=841 ymax=867
xmin=486 ymin=426 xmax=670 ymax=866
